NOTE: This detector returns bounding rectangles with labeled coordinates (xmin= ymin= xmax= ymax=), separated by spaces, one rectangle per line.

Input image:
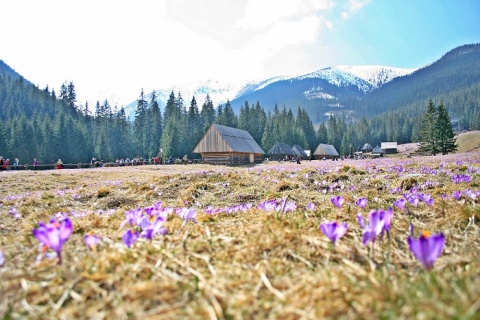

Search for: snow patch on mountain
xmin=304 ymin=86 xmax=336 ymax=100
xmin=294 ymin=65 xmax=416 ymax=92
xmin=335 ymin=65 xmax=416 ymax=88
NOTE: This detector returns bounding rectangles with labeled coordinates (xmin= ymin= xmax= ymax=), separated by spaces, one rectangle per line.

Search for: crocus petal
xmin=357 ymin=214 xmax=366 ymax=228
xmin=59 ymin=219 xmax=73 ymax=243
xmin=408 ymin=233 xmax=445 ymax=269
xmin=123 ymin=230 xmax=139 ymax=247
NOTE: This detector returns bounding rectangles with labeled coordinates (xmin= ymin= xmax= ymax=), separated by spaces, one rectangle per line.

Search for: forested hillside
xmin=1 ymin=44 xmax=479 ymax=165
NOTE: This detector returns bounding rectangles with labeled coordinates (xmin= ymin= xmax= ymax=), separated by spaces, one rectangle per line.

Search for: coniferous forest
xmin=1 ymin=44 xmax=480 ymax=165
xmin=0 ymin=70 xmax=474 ymax=165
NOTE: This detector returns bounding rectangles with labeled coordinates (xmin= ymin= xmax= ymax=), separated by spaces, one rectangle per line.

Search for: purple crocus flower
xmin=320 ymin=221 xmax=348 ymax=247
xmin=123 ymin=208 xmax=144 ymax=228
xmin=123 ymin=229 xmax=139 ymax=247
xmin=306 ymin=202 xmax=316 ymax=211
xmin=84 ymin=233 xmax=101 ymax=251
xmin=141 ymin=217 xmax=168 ymax=240
xmin=355 ymin=198 xmax=368 ymax=209
xmin=0 ymin=250 xmax=5 ymax=267
xmin=357 ymin=210 xmax=385 ymax=247
xmin=380 ymin=207 xmax=393 ymax=238
xmin=9 ymin=207 xmax=21 ymax=219
xmin=176 ymin=208 xmax=197 ymax=226
xmin=33 ymin=218 xmax=73 ymax=264
xmin=394 ymin=198 xmax=406 ymax=211
xmin=452 ymin=191 xmax=462 ymax=201
xmin=331 ymin=196 xmax=345 ymax=209
xmin=407 ymin=224 xmax=445 ymax=269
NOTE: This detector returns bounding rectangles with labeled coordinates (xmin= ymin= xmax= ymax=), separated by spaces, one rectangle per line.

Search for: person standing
xmin=13 ymin=158 xmax=19 ymax=170
xmin=33 ymin=158 xmax=38 ymax=170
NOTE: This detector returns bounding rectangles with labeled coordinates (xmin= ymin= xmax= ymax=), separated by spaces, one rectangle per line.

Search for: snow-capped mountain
xmin=293 ymin=65 xmax=416 ymax=92
xmin=124 ymin=65 xmax=416 ymax=120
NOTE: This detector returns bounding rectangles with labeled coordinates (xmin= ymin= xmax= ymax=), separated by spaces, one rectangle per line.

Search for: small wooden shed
xmin=267 ymin=142 xmax=296 ymax=161
xmin=313 ymin=143 xmax=339 ymax=159
xmin=372 ymin=145 xmax=385 ymax=157
xmin=193 ymin=124 xmax=264 ymax=165
xmin=381 ymin=142 xmax=398 ymax=154
xmin=292 ymin=145 xmax=309 ymax=159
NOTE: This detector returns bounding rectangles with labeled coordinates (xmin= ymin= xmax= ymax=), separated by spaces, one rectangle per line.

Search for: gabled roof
xmin=292 ymin=145 xmax=308 ymax=158
xmin=361 ymin=143 xmax=373 ymax=151
xmin=313 ymin=143 xmax=339 ymax=156
xmin=381 ymin=142 xmax=398 ymax=149
xmin=267 ymin=142 xmax=296 ymax=156
xmin=193 ymin=124 xmax=264 ymax=154
xmin=372 ymin=145 xmax=385 ymax=154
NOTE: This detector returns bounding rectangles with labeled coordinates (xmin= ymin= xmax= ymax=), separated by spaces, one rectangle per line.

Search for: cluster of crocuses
xmin=257 ymin=198 xmax=297 ymax=213
xmin=120 ymin=202 xmax=171 ymax=247
xmin=321 ymin=196 xmax=445 ymax=269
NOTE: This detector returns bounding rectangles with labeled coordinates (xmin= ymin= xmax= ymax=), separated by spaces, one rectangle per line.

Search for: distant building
xmin=381 ymin=142 xmax=398 ymax=154
xmin=451 ymin=118 xmax=460 ymax=132
xmin=193 ymin=124 xmax=264 ymax=165
xmin=292 ymin=145 xmax=309 ymax=159
xmin=372 ymin=145 xmax=385 ymax=157
xmin=361 ymin=143 xmax=373 ymax=153
xmin=267 ymin=143 xmax=296 ymax=161
xmin=313 ymin=143 xmax=339 ymax=159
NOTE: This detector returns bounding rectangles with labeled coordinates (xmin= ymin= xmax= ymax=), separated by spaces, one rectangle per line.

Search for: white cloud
xmin=0 ymin=0 xmax=339 ymax=106
xmin=341 ymin=0 xmax=372 ymax=19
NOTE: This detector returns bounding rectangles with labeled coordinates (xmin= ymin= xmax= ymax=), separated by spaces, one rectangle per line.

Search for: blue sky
xmin=0 ymin=0 xmax=479 ymax=106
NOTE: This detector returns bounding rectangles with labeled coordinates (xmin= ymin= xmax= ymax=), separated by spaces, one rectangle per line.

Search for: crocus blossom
xmin=320 ymin=221 xmax=348 ymax=247
xmin=123 ymin=229 xmax=139 ymax=247
xmin=394 ymin=198 xmax=406 ymax=211
xmin=331 ymin=196 xmax=345 ymax=209
xmin=84 ymin=233 xmax=101 ymax=251
xmin=141 ymin=217 xmax=168 ymax=240
xmin=176 ymin=208 xmax=198 ymax=226
xmin=355 ymin=198 xmax=368 ymax=209
xmin=407 ymin=224 xmax=445 ymax=269
xmin=380 ymin=207 xmax=394 ymax=238
xmin=357 ymin=210 xmax=385 ymax=247
xmin=0 ymin=250 xmax=5 ymax=267
xmin=32 ymin=218 xmax=73 ymax=264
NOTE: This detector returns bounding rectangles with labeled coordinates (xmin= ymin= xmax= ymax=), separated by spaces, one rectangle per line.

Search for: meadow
xmin=1 ymin=153 xmax=479 ymax=319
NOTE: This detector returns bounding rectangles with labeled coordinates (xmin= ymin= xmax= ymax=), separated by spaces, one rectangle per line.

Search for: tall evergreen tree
xmin=436 ymin=100 xmax=458 ymax=154
xmin=418 ymin=99 xmax=440 ymax=155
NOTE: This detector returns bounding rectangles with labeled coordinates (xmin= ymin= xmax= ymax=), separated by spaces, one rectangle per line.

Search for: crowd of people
xmin=0 ymin=156 xmax=21 ymax=171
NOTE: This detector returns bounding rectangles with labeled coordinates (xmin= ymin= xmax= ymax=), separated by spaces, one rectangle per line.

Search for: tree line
xmin=0 ymin=74 xmax=459 ymax=165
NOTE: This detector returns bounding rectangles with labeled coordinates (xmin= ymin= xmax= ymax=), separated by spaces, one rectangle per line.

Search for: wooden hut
xmin=313 ymin=143 xmax=339 ymax=159
xmin=361 ymin=143 xmax=373 ymax=153
xmin=292 ymin=145 xmax=308 ymax=159
xmin=372 ymin=145 xmax=385 ymax=158
xmin=267 ymin=142 xmax=296 ymax=161
xmin=193 ymin=124 xmax=264 ymax=165
xmin=381 ymin=142 xmax=398 ymax=154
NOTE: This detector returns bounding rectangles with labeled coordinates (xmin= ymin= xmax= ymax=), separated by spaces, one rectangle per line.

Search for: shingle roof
xmin=372 ymin=145 xmax=385 ymax=154
xmin=313 ymin=144 xmax=339 ymax=156
xmin=361 ymin=143 xmax=373 ymax=151
xmin=267 ymin=142 xmax=296 ymax=156
xmin=212 ymin=124 xmax=264 ymax=154
xmin=381 ymin=142 xmax=398 ymax=149
xmin=292 ymin=145 xmax=308 ymax=158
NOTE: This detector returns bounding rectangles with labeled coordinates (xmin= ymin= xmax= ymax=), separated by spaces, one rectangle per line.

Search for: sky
xmin=1 ymin=0 xmax=479 ymax=107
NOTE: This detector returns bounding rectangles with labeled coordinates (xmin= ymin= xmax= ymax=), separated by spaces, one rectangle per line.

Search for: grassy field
xmin=1 ymin=153 xmax=479 ymax=319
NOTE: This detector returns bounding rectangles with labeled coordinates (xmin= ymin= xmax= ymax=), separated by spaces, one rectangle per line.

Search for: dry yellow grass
xmin=1 ymin=154 xmax=479 ymax=319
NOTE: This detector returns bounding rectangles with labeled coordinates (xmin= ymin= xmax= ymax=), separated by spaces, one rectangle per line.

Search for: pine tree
xmin=317 ymin=122 xmax=328 ymax=145
xmin=200 ymin=94 xmax=215 ymax=132
xmin=436 ymin=100 xmax=458 ymax=154
xmin=418 ymin=99 xmax=440 ymax=155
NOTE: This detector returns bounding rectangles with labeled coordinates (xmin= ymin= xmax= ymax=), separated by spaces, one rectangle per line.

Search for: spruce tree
xmin=418 ymin=99 xmax=440 ymax=155
xmin=436 ymin=100 xmax=458 ymax=154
